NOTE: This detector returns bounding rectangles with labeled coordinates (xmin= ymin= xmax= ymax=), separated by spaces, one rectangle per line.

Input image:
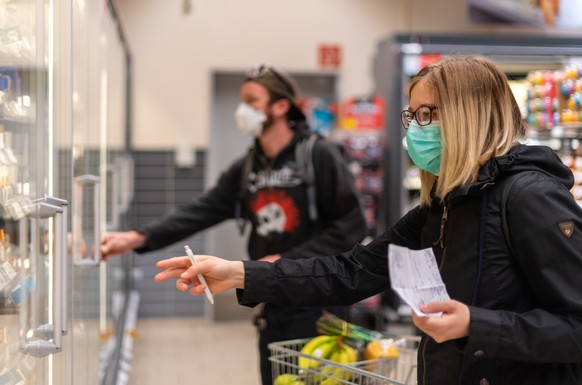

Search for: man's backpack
xmin=235 ymin=133 xmax=320 ymax=235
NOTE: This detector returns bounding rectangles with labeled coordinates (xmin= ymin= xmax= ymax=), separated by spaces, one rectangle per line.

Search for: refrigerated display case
xmin=68 ymin=1 xmax=135 ymax=384
xmin=373 ymin=34 xmax=582 ymax=228
xmin=0 ymin=0 xmax=134 ymax=384
xmin=0 ymin=1 xmax=72 ymax=384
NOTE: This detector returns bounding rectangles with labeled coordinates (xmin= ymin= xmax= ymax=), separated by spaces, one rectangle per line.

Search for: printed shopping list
xmin=388 ymin=244 xmax=450 ymax=318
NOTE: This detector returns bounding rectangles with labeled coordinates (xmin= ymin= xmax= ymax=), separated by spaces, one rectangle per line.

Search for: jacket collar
xmin=447 ymin=143 xmax=573 ymax=200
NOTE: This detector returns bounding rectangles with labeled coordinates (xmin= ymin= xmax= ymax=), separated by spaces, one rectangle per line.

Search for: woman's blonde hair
xmin=408 ymin=55 xmax=526 ymax=205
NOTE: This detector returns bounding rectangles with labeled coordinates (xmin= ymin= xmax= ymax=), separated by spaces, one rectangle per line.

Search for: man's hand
xmin=101 ymin=230 xmax=146 ymax=260
xmin=155 ymin=255 xmax=245 ymax=296
xmin=412 ymin=300 xmax=470 ymax=343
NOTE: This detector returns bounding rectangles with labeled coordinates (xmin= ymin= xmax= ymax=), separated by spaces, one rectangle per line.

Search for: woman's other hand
xmin=412 ymin=300 xmax=470 ymax=343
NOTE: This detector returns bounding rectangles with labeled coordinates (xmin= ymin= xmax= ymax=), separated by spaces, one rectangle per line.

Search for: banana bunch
xmin=298 ymin=335 xmax=359 ymax=384
xmin=298 ymin=335 xmax=340 ymax=370
xmin=273 ymin=373 xmax=305 ymax=385
xmin=319 ymin=344 xmax=358 ymax=385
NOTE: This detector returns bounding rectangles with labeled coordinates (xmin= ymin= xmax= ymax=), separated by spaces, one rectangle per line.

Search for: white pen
xmin=184 ymin=245 xmax=214 ymax=305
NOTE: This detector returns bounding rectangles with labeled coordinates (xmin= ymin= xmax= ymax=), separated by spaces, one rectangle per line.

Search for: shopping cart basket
xmin=269 ymin=335 xmax=419 ymax=385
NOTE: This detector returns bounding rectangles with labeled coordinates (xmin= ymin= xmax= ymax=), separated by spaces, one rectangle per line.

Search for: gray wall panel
xmin=131 ymin=150 xmax=208 ymax=318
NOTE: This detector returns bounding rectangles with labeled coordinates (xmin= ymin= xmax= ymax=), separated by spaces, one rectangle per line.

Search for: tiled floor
xmin=126 ymin=316 xmax=418 ymax=385
xmin=128 ymin=317 xmax=260 ymax=385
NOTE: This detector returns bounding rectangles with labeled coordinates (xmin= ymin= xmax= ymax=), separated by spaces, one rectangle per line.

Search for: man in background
xmin=101 ymin=64 xmax=366 ymax=385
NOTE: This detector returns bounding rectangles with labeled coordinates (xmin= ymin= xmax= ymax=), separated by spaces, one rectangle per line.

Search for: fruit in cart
xmin=363 ymin=338 xmax=400 ymax=360
xmin=314 ymin=349 xmax=343 ymax=382
xmin=319 ymin=344 xmax=359 ymax=385
xmin=345 ymin=343 xmax=358 ymax=363
xmin=362 ymin=338 xmax=401 ymax=374
xmin=298 ymin=334 xmax=361 ymax=383
xmin=298 ymin=335 xmax=339 ymax=369
xmin=274 ymin=373 xmax=301 ymax=385
xmin=302 ymin=338 xmax=338 ymax=369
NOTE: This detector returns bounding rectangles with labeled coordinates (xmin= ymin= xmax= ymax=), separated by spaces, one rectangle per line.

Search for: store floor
xmin=128 ymin=317 xmax=260 ymax=385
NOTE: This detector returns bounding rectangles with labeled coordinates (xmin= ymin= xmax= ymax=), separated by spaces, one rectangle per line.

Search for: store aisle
xmin=128 ymin=317 xmax=260 ymax=385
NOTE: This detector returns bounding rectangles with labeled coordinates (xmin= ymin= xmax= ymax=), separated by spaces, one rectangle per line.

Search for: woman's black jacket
xmin=237 ymin=144 xmax=582 ymax=385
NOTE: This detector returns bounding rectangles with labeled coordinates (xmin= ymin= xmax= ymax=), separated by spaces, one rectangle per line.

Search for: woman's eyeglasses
xmin=400 ymin=106 xmax=439 ymax=129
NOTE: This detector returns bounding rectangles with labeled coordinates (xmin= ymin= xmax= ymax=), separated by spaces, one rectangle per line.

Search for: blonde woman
xmin=155 ymin=56 xmax=582 ymax=385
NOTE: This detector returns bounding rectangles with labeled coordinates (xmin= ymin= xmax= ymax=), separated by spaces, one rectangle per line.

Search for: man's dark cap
xmin=245 ymin=64 xmax=306 ymax=122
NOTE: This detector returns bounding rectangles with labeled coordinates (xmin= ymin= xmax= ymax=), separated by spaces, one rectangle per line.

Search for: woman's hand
xmin=412 ymin=300 xmax=470 ymax=343
xmin=154 ymin=255 xmax=245 ymax=296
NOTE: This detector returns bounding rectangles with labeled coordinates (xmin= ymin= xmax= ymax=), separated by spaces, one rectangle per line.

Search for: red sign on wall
xmin=419 ymin=54 xmax=442 ymax=70
xmin=318 ymin=44 xmax=342 ymax=69
xmin=342 ymin=95 xmax=385 ymax=130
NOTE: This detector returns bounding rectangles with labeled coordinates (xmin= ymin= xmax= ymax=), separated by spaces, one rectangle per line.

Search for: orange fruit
xmin=363 ymin=339 xmax=399 ymax=361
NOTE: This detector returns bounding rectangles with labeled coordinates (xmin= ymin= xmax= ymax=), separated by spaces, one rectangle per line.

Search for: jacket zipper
xmin=421 ymin=335 xmax=428 ymax=385
xmin=433 ymin=203 xmax=448 ymax=249
xmin=420 ymin=202 xmax=449 ymax=384
xmin=438 ymin=204 xmax=448 ymax=271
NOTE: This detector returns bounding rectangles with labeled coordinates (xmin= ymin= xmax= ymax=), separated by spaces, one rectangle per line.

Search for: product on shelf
xmin=526 ymin=69 xmax=561 ymax=127
xmin=522 ymin=63 xmax=582 ymax=205
xmin=333 ymin=131 xmax=384 ymax=236
xmin=339 ymin=95 xmax=385 ymax=131
xmin=561 ymin=151 xmax=582 ymax=202
xmin=526 ymin=64 xmax=582 ymax=128
xmin=298 ymin=97 xmax=337 ymax=137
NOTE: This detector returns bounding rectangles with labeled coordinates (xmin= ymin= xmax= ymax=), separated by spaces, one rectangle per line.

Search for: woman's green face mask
xmin=405 ymin=121 xmax=442 ymax=175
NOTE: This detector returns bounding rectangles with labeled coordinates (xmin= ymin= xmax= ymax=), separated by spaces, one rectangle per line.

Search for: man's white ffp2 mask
xmin=234 ymin=103 xmax=266 ymax=137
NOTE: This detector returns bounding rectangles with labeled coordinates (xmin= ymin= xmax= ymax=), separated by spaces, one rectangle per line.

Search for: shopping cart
xmin=269 ymin=335 xmax=419 ymax=385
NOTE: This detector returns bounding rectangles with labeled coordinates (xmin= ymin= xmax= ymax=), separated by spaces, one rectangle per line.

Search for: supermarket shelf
xmin=468 ymin=0 xmax=546 ymax=27
xmin=0 ymin=117 xmax=32 ymax=130
xmin=526 ymin=124 xmax=582 ymax=141
xmin=0 ymin=57 xmax=45 ymax=69
xmin=403 ymin=166 xmax=421 ymax=191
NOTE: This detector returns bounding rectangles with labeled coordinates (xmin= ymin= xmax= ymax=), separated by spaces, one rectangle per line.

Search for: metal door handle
xmin=116 ymin=156 xmax=134 ymax=215
xmin=106 ymin=164 xmax=120 ymax=231
xmin=73 ymin=174 xmax=101 ymax=266
xmin=21 ymin=198 xmax=68 ymax=357
xmin=43 ymin=197 xmax=69 ymax=337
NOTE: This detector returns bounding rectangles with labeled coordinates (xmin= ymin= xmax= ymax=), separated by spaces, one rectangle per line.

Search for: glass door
xmin=0 ymin=0 xmax=72 ymax=384
xmin=69 ymin=0 xmax=130 ymax=384
xmin=67 ymin=0 xmax=105 ymax=381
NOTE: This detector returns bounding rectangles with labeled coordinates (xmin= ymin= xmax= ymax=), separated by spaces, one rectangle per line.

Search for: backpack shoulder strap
xmin=235 ymin=147 xmax=255 ymax=235
xmin=500 ymin=171 xmax=535 ymax=255
xmin=295 ymin=134 xmax=319 ymax=222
